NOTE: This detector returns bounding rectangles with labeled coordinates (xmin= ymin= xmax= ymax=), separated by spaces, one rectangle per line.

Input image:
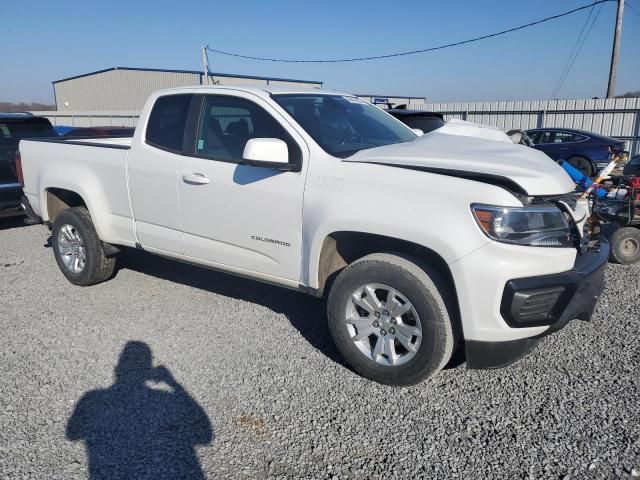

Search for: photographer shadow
xmin=66 ymin=341 xmax=213 ymax=480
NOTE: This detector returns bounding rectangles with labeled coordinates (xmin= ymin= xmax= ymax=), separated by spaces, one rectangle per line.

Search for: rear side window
xmin=553 ymin=132 xmax=577 ymax=143
xmin=146 ymin=94 xmax=193 ymax=152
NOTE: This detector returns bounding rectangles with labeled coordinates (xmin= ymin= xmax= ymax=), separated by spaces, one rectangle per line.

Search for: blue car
xmin=525 ymin=127 xmax=625 ymax=177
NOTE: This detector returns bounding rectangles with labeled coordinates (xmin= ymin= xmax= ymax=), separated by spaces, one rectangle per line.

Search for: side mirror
xmin=411 ymin=128 xmax=424 ymax=137
xmin=242 ymin=138 xmax=292 ymax=170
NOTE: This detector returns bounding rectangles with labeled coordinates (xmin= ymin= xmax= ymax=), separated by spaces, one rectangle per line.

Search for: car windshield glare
xmin=272 ymin=94 xmax=416 ymax=158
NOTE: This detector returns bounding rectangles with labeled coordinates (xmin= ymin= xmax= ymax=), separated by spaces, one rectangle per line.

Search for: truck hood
xmin=344 ymin=131 xmax=575 ymax=196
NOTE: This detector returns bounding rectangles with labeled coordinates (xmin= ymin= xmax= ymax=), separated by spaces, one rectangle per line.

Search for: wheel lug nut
xmin=372 ymin=321 xmax=379 ymax=328
xmin=373 ymin=312 xmax=380 ymax=318
xmin=380 ymin=329 xmax=387 ymax=336
xmin=389 ymin=327 xmax=395 ymax=335
xmin=390 ymin=318 xmax=396 ymax=324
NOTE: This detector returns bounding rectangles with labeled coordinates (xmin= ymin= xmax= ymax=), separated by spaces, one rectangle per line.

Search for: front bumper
xmin=0 ymin=183 xmax=23 ymax=218
xmin=465 ymin=239 xmax=609 ymax=369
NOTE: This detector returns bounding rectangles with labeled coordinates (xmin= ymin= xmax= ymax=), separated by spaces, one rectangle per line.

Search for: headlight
xmin=471 ymin=204 xmax=572 ymax=247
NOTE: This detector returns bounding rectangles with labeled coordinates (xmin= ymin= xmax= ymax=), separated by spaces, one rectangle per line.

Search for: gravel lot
xmin=1 ymin=219 xmax=639 ymax=479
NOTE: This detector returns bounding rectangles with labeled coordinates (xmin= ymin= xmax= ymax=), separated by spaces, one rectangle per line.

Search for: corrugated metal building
xmin=410 ymin=97 xmax=640 ymax=155
xmin=53 ymin=67 xmax=324 ymax=111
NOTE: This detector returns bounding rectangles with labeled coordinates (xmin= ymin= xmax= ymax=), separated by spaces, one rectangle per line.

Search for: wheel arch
xmin=314 ymin=231 xmax=459 ymax=310
xmin=45 ymin=187 xmax=88 ymax=224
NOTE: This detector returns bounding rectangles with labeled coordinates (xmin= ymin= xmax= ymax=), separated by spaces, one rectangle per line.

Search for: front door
xmin=177 ymin=92 xmax=307 ymax=281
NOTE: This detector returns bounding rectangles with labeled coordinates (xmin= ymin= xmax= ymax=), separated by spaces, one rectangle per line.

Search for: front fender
xmin=302 ymin=161 xmax=522 ymax=289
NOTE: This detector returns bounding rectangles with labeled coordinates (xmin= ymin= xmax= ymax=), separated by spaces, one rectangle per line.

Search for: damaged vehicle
xmin=17 ymin=88 xmax=608 ymax=385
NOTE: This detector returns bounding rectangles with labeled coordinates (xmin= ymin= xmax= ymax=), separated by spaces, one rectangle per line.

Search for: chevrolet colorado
xmin=18 ymin=86 xmax=608 ymax=385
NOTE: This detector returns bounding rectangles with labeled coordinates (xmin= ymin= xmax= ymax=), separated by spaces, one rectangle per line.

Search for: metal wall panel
xmin=54 ymin=69 xmax=323 ymax=112
xmin=409 ymin=98 xmax=640 ymax=155
xmin=54 ymin=70 xmax=200 ymax=111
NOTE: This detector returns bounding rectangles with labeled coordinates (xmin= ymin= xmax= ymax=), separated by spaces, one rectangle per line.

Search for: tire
xmin=52 ymin=207 xmax=116 ymax=286
xmin=567 ymin=156 xmax=594 ymax=177
xmin=609 ymin=226 xmax=640 ymax=265
xmin=327 ymin=253 xmax=456 ymax=386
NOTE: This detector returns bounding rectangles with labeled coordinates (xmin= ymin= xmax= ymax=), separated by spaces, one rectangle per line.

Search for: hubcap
xmin=622 ymin=238 xmax=639 ymax=256
xmin=345 ymin=283 xmax=422 ymax=366
xmin=57 ymin=224 xmax=86 ymax=274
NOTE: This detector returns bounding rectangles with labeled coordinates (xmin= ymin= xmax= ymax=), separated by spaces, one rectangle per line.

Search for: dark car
xmin=525 ymin=127 xmax=626 ymax=177
xmin=386 ymin=109 xmax=446 ymax=135
xmin=0 ymin=113 xmax=57 ymax=218
xmin=622 ymin=154 xmax=640 ymax=177
xmin=62 ymin=126 xmax=135 ymax=137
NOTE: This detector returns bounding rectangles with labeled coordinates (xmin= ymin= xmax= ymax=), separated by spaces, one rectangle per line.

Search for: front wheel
xmin=609 ymin=226 xmax=640 ymax=265
xmin=52 ymin=207 xmax=116 ymax=286
xmin=327 ymin=253 xmax=456 ymax=386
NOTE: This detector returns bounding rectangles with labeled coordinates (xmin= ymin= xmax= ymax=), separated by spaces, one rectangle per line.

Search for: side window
xmin=526 ymin=131 xmax=541 ymax=144
xmin=195 ymin=95 xmax=301 ymax=164
xmin=553 ymin=132 xmax=575 ymax=143
xmin=537 ymin=131 xmax=552 ymax=144
xmin=0 ymin=124 xmax=11 ymax=144
xmin=146 ymin=94 xmax=193 ymax=152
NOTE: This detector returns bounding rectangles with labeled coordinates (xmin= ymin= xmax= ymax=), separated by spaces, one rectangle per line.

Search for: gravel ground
xmin=1 ymin=220 xmax=639 ymax=479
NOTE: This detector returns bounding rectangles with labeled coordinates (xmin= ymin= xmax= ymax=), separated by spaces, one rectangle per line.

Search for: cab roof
xmin=153 ymin=85 xmax=352 ymax=99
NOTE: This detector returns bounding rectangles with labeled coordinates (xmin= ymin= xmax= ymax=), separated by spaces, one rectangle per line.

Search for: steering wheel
xmin=339 ymin=132 xmax=364 ymax=146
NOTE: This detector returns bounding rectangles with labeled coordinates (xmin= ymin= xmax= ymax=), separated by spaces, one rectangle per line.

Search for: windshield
xmin=272 ymin=94 xmax=416 ymax=158
xmin=401 ymin=116 xmax=445 ymax=134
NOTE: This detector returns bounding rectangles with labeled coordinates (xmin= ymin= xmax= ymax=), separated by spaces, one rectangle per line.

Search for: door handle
xmin=182 ymin=173 xmax=210 ymax=185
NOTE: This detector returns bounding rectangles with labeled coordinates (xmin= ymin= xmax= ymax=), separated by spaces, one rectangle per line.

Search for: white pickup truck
xmin=18 ymin=86 xmax=608 ymax=385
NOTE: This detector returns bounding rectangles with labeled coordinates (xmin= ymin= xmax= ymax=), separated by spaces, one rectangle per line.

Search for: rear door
xmin=127 ymin=94 xmax=193 ymax=253
xmin=176 ymin=92 xmax=308 ymax=281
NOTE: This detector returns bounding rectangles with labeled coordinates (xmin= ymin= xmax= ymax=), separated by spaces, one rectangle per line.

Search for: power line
xmin=550 ymin=2 xmax=604 ymax=99
xmin=206 ymin=0 xmax=614 ymax=64
xmin=549 ymin=4 xmax=596 ymax=99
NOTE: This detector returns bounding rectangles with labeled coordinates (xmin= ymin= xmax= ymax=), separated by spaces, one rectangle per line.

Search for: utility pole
xmin=201 ymin=46 xmax=211 ymax=85
xmin=606 ymin=0 xmax=624 ymax=98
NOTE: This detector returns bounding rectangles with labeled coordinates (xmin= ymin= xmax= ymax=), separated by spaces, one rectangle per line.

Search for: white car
xmin=17 ymin=86 xmax=608 ymax=385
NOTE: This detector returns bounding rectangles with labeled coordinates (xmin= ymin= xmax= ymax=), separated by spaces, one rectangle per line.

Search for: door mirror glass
xmin=242 ymin=138 xmax=290 ymax=169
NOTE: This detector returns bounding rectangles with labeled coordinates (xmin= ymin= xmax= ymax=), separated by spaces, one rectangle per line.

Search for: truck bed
xmin=19 ymin=135 xmax=136 ymax=246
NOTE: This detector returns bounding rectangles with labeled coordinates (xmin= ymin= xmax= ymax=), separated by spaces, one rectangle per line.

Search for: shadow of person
xmin=66 ymin=341 xmax=213 ymax=480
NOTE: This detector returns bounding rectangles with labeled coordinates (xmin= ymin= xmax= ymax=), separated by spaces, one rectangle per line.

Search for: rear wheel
xmin=52 ymin=207 xmax=116 ymax=286
xmin=567 ymin=156 xmax=594 ymax=177
xmin=609 ymin=227 xmax=640 ymax=265
xmin=327 ymin=253 xmax=456 ymax=386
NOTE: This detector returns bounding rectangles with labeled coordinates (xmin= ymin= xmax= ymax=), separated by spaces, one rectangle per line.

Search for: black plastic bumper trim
xmin=500 ymin=240 xmax=609 ymax=328
xmin=465 ymin=338 xmax=539 ymax=369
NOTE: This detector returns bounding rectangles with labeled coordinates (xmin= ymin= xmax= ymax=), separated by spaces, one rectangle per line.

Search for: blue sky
xmin=2 ymin=0 xmax=639 ymax=103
